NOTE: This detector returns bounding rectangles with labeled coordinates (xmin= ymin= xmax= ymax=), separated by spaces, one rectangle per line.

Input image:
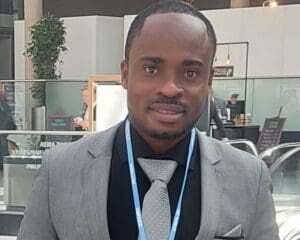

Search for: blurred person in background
xmin=74 ymin=85 xmax=96 ymax=131
xmin=209 ymin=88 xmax=228 ymax=140
xmin=0 ymin=93 xmax=16 ymax=169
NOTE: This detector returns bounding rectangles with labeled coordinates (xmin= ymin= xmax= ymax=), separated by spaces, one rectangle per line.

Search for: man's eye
xmin=185 ymin=70 xmax=197 ymax=78
xmin=145 ymin=66 xmax=158 ymax=74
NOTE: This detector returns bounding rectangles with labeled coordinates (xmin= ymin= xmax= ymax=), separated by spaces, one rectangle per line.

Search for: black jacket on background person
xmin=0 ymin=101 xmax=16 ymax=168
xmin=210 ymin=100 xmax=226 ymax=139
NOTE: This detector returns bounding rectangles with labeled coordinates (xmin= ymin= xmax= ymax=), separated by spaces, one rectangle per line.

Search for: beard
xmin=128 ymin=114 xmax=196 ymax=141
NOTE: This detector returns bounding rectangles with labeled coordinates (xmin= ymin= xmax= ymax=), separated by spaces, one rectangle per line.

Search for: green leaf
xmin=26 ymin=15 xmax=68 ymax=105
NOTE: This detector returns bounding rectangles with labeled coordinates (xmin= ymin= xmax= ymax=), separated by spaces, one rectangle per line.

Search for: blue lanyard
xmin=125 ymin=119 xmax=196 ymax=240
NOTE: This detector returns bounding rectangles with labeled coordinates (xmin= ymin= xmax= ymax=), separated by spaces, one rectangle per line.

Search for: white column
xmin=24 ymin=0 xmax=43 ymax=129
xmin=24 ymin=0 xmax=42 ymax=80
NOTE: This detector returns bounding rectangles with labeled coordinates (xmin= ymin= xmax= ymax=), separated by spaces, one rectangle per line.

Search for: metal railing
xmin=0 ymin=130 xmax=91 ymax=136
xmin=225 ymin=139 xmax=259 ymax=157
xmin=0 ymin=130 xmax=91 ymax=157
xmin=269 ymin=146 xmax=300 ymax=174
xmin=259 ymin=142 xmax=300 ymax=159
xmin=259 ymin=142 xmax=300 ymax=167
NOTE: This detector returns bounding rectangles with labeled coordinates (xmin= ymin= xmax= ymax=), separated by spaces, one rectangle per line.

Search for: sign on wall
xmin=214 ymin=66 xmax=234 ymax=77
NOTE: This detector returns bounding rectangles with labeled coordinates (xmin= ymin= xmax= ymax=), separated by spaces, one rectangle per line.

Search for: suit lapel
xmin=195 ymin=132 xmax=222 ymax=240
xmin=82 ymin=125 xmax=120 ymax=240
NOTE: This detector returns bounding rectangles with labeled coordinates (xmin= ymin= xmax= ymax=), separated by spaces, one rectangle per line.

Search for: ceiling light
xmin=263 ymin=0 xmax=278 ymax=7
xmin=225 ymin=46 xmax=231 ymax=66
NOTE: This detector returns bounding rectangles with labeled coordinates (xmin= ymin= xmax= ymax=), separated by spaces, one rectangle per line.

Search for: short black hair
xmin=124 ymin=0 xmax=217 ymax=61
xmin=231 ymin=93 xmax=239 ymax=98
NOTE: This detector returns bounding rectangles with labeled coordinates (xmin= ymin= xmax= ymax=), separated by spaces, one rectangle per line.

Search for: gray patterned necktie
xmin=137 ymin=157 xmax=178 ymax=240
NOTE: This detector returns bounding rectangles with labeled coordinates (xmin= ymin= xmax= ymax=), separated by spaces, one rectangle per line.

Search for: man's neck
xmin=130 ymin=126 xmax=189 ymax=155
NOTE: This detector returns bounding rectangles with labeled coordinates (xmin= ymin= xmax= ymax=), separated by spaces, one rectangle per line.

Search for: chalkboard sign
xmin=257 ymin=117 xmax=286 ymax=153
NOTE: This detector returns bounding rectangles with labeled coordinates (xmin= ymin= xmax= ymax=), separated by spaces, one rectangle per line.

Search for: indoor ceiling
xmin=192 ymin=0 xmax=300 ymax=10
xmin=248 ymin=0 xmax=300 ymax=7
xmin=43 ymin=0 xmax=300 ymax=17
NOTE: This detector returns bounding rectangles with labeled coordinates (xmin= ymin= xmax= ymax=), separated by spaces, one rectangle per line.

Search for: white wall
xmin=16 ymin=6 xmax=300 ymax=80
xmin=123 ymin=5 xmax=300 ymax=78
xmin=14 ymin=21 xmax=25 ymax=80
xmin=97 ymin=16 xmax=124 ymax=74
xmin=123 ymin=15 xmax=135 ymax=58
xmin=205 ymin=5 xmax=300 ymax=77
xmin=59 ymin=16 xmax=98 ymax=79
xmin=15 ymin=15 xmax=124 ymax=80
xmin=281 ymin=6 xmax=300 ymax=76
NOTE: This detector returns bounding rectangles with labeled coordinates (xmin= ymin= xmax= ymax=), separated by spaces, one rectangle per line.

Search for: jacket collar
xmin=196 ymin=129 xmax=222 ymax=165
xmin=87 ymin=122 xmax=122 ymax=158
xmin=195 ymin=130 xmax=222 ymax=239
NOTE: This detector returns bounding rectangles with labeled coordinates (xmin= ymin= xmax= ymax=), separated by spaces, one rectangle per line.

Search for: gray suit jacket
xmin=18 ymin=124 xmax=279 ymax=240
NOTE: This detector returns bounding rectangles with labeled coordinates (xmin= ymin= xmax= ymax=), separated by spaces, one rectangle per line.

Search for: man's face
xmin=231 ymin=97 xmax=237 ymax=104
xmin=121 ymin=13 xmax=214 ymax=141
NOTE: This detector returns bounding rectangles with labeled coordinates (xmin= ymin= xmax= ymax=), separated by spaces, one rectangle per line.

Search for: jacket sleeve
xmin=17 ymin=151 xmax=58 ymax=240
xmin=247 ymin=161 xmax=279 ymax=240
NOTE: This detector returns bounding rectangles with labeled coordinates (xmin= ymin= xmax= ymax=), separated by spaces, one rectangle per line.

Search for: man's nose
xmin=158 ymin=73 xmax=183 ymax=97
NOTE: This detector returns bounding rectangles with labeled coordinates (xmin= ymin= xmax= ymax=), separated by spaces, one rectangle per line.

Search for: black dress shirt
xmin=107 ymin=121 xmax=201 ymax=240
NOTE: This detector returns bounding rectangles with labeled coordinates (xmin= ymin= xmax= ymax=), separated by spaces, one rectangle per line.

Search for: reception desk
xmin=216 ymin=124 xmax=260 ymax=144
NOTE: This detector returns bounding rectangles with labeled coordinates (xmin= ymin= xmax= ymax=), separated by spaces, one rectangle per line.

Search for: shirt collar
xmin=117 ymin=121 xmax=196 ymax=171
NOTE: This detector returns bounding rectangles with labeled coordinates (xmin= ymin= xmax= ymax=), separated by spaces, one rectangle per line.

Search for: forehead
xmin=129 ymin=12 xmax=214 ymax=61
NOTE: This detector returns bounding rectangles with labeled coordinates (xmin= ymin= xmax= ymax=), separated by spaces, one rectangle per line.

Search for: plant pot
xmin=32 ymin=106 xmax=45 ymax=130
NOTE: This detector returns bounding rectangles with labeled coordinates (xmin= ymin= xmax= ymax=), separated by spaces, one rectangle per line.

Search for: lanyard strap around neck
xmin=125 ymin=119 xmax=196 ymax=240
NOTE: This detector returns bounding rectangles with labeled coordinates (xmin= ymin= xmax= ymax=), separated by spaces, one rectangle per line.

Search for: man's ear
xmin=121 ymin=60 xmax=129 ymax=90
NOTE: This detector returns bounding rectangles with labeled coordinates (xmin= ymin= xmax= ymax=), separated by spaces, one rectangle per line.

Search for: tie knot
xmin=137 ymin=157 xmax=178 ymax=183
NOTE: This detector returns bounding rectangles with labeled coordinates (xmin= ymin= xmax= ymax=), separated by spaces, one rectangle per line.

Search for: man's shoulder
xmin=199 ymin=135 xmax=268 ymax=191
xmin=45 ymin=124 xmax=120 ymax=167
xmin=198 ymin=133 xmax=264 ymax=172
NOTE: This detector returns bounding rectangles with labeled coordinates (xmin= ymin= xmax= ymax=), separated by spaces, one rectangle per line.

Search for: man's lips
xmin=148 ymin=103 xmax=186 ymax=123
xmin=149 ymin=103 xmax=185 ymax=114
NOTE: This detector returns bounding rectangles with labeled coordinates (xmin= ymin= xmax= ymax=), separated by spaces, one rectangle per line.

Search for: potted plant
xmin=26 ymin=14 xmax=67 ymax=106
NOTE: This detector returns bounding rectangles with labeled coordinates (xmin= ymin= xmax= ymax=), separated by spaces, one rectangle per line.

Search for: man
xmin=74 ymin=85 xmax=96 ymax=131
xmin=210 ymin=100 xmax=227 ymax=140
xmin=211 ymin=89 xmax=227 ymax=118
xmin=208 ymin=88 xmax=227 ymax=140
xmin=227 ymin=93 xmax=244 ymax=120
xmin=229 ymin=93 xmax=239 ymax=105
xmin=0 ymin=97 xmax=16 ymax=169
xmin=18 ymin=1 xmax=279 ymax=240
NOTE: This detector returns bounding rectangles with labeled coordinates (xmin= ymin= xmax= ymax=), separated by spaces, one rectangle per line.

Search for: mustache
xmin=148 ymin=96 xmax=186 ymax=108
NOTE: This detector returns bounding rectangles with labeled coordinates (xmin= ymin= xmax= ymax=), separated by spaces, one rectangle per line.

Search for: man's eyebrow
xmin=183 ymin=59 xmax=203 ymax=67
xmin=140 ymin=56 xmax=163 ymax=64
